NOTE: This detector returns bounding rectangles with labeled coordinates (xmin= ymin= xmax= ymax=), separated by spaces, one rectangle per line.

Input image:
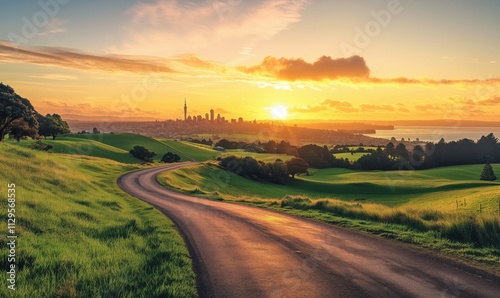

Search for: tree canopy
xmin=38 ymin=113 xmax=70 ymax=140
xmin=0 ymin=83 xmax=38 ymax=141
xmin=161 ymin=152 xmax=181 ymax=163
xmin=480 ymin=162 xmax=497 ymax=181
xmin=130 ymin=145 xmax=156 ymax=162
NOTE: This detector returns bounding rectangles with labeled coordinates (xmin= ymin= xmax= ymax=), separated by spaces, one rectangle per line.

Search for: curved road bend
xmin=118 ymin=164 xmax=500 ymax=298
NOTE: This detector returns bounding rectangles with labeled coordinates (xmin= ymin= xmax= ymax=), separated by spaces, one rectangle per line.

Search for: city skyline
xmin=1 ymin=1 xmax=500 ymax=122
xmin=182 ymin=98 xmax=247 ymax=124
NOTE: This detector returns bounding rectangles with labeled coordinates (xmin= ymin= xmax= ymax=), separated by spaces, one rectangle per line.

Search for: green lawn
xmin=333 ymin=152 xmax=370 ymax=162
xmin=17 ymin=137 xmax=141 ymax=164
xmin=157 ymin=162 xmax=500 ymax=210
xmin=0 ymin=143 xmax=197 ymax=297
xmin=157 ymin=139 xmax=217 ymax=162
xmin=67 ymin=133 xmax=177 ymax=162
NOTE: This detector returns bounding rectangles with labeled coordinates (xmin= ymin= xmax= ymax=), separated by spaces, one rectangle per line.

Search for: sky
xmin=1 ymin=0 xmax=500 ymax=122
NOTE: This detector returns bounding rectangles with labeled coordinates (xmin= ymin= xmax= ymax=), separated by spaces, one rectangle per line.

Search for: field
xmin=0 ymin=143 xmax=197 ymax=297
xmin=333 ymin=152 xmax=370 ymax=162
xmin=157 ymin=162 xmax=500 ymax=272
xmin=16 ymin=136 xmax=140 ymax=164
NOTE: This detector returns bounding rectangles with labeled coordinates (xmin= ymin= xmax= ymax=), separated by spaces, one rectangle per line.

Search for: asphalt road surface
xmin=118 ymin=163 xmax=500 ymax=298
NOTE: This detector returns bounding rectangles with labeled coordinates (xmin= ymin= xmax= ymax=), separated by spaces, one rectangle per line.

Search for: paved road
xmin=118 ymin=164 xmax=500 ymax=298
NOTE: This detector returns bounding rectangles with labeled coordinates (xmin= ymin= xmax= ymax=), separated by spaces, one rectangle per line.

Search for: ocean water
xmin=367 ymin=126 xmax=500 ymax=142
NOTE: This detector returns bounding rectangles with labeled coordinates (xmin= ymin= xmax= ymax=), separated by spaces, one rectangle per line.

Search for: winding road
xmin=118 ymin=163 xmax=500 ymax=298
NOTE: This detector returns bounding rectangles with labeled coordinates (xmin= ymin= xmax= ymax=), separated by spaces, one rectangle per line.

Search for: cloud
xmin=478 ymin=96 xmax=500 ymax=106
xmin=29 ymin=73 xmax=78 ymax=80
xmin=366 ymin=77 xmax=500 ymax=86
xmin=117 ymin=0 xmax=310 ymax=56
xmin=0 ymin=42 xmax=223 ymax=75
xmin=238 ymin=55 xmax=500 ymax=86
xmin=290 ymin=99 xmax=412 ymax=114
xmin=238 ymin=55 xmax=370 ymax=81
xmin=289 ymin=99 xmax=358 ymax=113
xmin=37 ymin=99 xmax=162 ymax=117
xmin=0 ymin=41 xmax=176 ymax=73
xmin=38 ymin=18 xmax=68 ymax=36
xmin=174 ymin=54 xmax=227 ymax=73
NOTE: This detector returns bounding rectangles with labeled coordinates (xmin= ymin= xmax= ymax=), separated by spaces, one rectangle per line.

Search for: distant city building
xmin=210 ymin=108 xmax=215 ymax=122
xmin=184 ymin=98 xmax=187 ymax=121
xmin=205 ymin=113 xmax=209 ymax=121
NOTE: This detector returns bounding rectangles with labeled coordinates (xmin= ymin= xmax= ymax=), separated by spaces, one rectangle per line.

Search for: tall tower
xmin=210 ymin=107 xmax=215 ymax=122
xmin=184 ymin=98 xmax=187 ymax=121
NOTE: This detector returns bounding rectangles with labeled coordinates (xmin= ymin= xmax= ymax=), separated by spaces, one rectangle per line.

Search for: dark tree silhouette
xmin=0 ymin=83 xmax=38 ymax=141
xmin=286 ymin=157 xmax=309 ymax=178
xmin=38 ymin=113 xmax=70 ymax=140
xmin=130 ymin=145 xmax=156 ymax=162
xmin=480 ymin=162 xmax=497 ymax=181
xmin=161 ymin=152 xmax=181 ymax=163
xmin=8 ymin=118 xmax=38 ymax=142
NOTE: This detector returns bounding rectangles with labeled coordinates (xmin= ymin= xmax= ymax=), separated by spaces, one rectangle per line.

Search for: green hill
xmin=68 ymin=133 xmax=178 ymax=162
xmin=0 ymin=143 xmax=197 ymax=297
xmin=18 ymin=137 xmax=140 ymax=164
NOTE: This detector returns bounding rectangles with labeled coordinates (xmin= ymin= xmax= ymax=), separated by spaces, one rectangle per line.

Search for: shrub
xmin=129 ymin=145 xmax=156 ymax=162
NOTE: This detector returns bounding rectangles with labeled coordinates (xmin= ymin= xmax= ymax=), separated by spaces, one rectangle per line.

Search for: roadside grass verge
xmin=0 ymin=143 xmax=197 ymax=297
xmin=157 ymin=162 xmax=500 ymax=275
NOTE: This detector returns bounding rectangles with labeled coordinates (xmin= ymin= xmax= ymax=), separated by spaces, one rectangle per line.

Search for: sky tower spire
xmin=184 ymin=98 xmax=187 ymax=121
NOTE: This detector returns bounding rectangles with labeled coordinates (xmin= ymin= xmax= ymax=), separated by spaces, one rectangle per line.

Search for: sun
xmin=269 ymin=105 xmax=288 ymax=119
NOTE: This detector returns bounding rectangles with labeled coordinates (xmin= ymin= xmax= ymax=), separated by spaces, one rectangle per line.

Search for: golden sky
xmin=1 ymin=0 xmax=500 ymax=121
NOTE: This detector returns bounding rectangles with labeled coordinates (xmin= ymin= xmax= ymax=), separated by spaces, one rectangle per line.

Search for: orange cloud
xmin=290 ymin=99 xmax=414 ymax=114
xmin=0 ymin=41 xmax=176 ymax=73
xmin=238 ymin=55 xmax=500 ymax=86
xmin=238 ymin=55 xmax=370 ymax=81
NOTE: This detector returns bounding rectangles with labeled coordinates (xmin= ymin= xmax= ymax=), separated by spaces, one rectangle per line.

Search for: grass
xmin=221 ymin=150 xmax=294 ymax=162
xmin=0 ymin=143 xmax=198 ymax=297
xmin=157 ymin=139 xmax=218 ymax=162
xmin=157 ymin=162 xmax=500 ymax=274
xmin=333 ymin=152 xmax=370 ymax=162
xmin=68 ymin=133 xmax=179 ymax=162
xmin=16 ymin=137 xmax=141 ymax=164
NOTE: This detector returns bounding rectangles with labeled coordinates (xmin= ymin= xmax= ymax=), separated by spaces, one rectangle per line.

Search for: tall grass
xmin=280 ymin=195 xmax=500 ymax=247
xmin=0 ymin=143 xmax=197 ymax=297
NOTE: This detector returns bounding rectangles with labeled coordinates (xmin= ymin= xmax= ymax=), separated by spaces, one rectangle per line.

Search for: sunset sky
xmin=1 ymin=0 xmax=500 ymax=122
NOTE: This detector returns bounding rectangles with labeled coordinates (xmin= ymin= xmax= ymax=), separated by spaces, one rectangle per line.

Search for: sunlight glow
xmin=269 ymin=105 xmax=288 ymax=119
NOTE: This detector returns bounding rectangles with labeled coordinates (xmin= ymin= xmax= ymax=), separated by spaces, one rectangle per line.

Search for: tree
xmin=38 ymin=113 xmax=70 ymax=140
xmin=286 ymin=157 xmax=309 ymax=178
xmin=385 ymin=142 xmax=395 ymax=159
xmin=92 ymin=127 xmax=100 ymax=134
xmin=267 ymin=159 xmax=288 ymax=184
xmin=8 ymin=118 xmax=38 ymax=142
xmin=395 ymin=143 xmax=409 ymax=161
xmin=480 ymin=162 xmax=497 ymax=181
xmin=0 ymin=83 xmax=38 ymax=141
xmin=130 ymin=145 xmax=156 ymax=162
xmin=161 ymin=152 xmax=181 ymax=163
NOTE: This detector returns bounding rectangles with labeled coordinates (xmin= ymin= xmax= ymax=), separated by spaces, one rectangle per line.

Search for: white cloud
xmin=38 ymin=18 xmax=68 ymax=36
xmin=110 ymin=0 xmax=310 ymax=57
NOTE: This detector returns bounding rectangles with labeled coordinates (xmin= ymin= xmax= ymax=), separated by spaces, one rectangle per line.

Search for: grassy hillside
xmin=158 ymin=139 xmax=217 ymax=162
xmin=68 ymin=133 xmax=177 ymax=162
xmin=157 ymin=162 xmax=500 ymax=273
xmin=158 ymin=162 xmax=500 ymax=211
xmin=0 ymin=143 xmax=197 ymax=297
xmin=17 ymin=137 xmax=140 ymax=164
